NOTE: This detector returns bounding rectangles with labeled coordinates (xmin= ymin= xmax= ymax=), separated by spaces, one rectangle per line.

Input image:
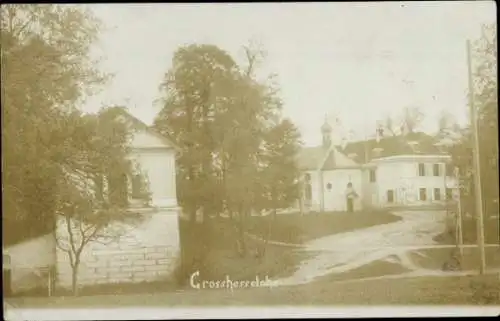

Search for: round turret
xmin=321 ymin=116 xmax=332 ymax=148
xmin=321 ymin=119 xmax=332 ymax=133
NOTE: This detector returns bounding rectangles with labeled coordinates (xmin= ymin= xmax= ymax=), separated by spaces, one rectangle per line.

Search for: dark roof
xmin=342 ymin=132 xmax=442 ymax=163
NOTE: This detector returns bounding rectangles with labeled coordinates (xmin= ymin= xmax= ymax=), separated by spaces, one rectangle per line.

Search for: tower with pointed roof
xmin=321 ymin=115 xmax=332 ymax=149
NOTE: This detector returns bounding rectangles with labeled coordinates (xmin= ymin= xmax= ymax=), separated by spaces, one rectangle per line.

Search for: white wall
xmin=362 ymin=167 xmax=379 ymax=208
xmin=55 ymin=208 xmax=181 ymax=289
xmin=374 ymin=160 xmax=457 ymax=207
xmin=130 ymin=131 xmax=170 ymax=150
xmin=3 ymin=234 xmax=56 ymax=293
xmin=322 ymin=169 xmax=363 ymax=211
xmin=129 ymin=149 xmax=177 ymax=208
xmin=128 ymin=127 xmax=178 ymax=208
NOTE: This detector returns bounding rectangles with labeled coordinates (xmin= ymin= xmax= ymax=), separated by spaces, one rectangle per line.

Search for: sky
xmin=84 ymin=1 xmax=496 ymax=147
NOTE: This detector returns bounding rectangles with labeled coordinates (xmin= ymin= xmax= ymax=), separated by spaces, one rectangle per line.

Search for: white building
xmin=297 ymin=118 xmax=457 ymax=212
xmin=4 ymin=108 xmax=183 ymax=294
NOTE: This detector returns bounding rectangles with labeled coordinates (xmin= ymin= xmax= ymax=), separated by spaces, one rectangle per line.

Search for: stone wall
xmin=55 ymin=207 xmax=180 ymax=289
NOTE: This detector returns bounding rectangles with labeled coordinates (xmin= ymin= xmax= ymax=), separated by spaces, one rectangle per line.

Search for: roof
xmin=297 ymin=146 xmax=326 ymax=170
xmin=297 ymin=132 xmax=445 ymax=170
xmin=297 ymin=144 xmax=360 ymax=171
xmin=103 ymin=106 xmax=181 ymax=152
xmin=341 ymin=132 xmax=443 ymax=163
xmin=326 ymin=147 xmax=360 ymax=169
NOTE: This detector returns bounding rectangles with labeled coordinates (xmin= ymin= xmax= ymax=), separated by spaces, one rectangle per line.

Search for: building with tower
xmin=296 ymin=117 xmax=458 ymax=212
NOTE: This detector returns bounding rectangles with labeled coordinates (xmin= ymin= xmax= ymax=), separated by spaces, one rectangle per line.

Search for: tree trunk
xmin=71 ymin=259 xmax=80 ymax=296
xmin=260 ymin=207 xmax=276 ymax=260
xmin=237 ymin=203 xmax=247 ymax=257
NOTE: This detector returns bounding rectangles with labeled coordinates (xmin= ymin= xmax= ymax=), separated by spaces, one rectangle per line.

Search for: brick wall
xmin=55 ymin=207 xmax=180 ymax=289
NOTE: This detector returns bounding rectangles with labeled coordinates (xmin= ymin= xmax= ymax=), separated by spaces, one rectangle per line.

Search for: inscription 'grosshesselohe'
xmin=190 ymin=271 xmax=277 ymax=290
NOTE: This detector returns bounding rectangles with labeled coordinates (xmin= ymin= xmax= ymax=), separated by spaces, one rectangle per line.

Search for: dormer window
xmin=407 ymin=141 xmax=420 ymax=153
xmin=372 ymin=147 xmax=383 ymax=158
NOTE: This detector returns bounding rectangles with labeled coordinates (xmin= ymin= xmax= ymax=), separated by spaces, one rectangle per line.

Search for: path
xmin=275 ymin=210 xmax=498 ymax=286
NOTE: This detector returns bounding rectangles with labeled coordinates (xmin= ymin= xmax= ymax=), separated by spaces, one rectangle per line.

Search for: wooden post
xmin=299 ymin=179 xmax=304 ymax=215
xmin=444 ymin=161 xmax=448 ymax=218
xmin=466 ymin=39 xmax=487 ymax=274
xmin=455 ymin=167 xmax=464 ymax=260
xmin=47 ymin=266 xmax=53 ymax=297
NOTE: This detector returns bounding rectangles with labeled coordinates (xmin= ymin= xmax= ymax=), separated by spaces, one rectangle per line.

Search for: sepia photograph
xmin=2 ymin=1 xmax=499 ymax=319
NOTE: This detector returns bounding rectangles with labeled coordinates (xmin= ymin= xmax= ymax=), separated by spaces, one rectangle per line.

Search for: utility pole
xmin=466 ymin=39 xmax=487 ymax=275
xmin=455 ymin=167 xmax=464 ymax=260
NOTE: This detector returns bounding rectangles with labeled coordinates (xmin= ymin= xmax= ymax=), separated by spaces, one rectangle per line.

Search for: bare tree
xmin=384 ymin=114 xmax=398 ymax=137
xmin=401 ymin=106 xmax=424 ymax=134
xmin=55 ymin=201 xmax=142 ymax=296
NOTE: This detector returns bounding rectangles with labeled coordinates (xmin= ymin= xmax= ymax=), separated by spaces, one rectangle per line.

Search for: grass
xmin=9 ymin=274 xmax=500 ymax=308
xmin=8 ymin=279 xmax=178 ymax=298
xmin=409 ymin=247 xmax=500 ymax=271
xmin=318 ymin=259 xmax=411 ymax=283
xmin=201 ymin=218 xmax=311 ymax=282
xmin=434 ymin=215 xmax=499 ymax=245
xmin=245 ymin=209 xmax=400 ymax=244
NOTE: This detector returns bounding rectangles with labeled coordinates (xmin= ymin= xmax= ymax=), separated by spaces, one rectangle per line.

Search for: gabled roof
xmin=324 ymin=147 xmax=360 ymax=169
xmin=103 ymin=106 xmax=181 ymax=152
xmin=297 ymin=146 xmax=326 ymax=170
xmin=298 ymin=132 xmax=445 ymax=170
xmin=342 ymin=132 xmax=442 ymax=163
xmin=297 ymin=144 xmax=360 ymax=171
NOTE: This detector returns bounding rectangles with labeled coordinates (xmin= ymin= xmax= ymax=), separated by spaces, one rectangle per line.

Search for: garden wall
xmin=55 ymin=207 xmax=181 ymax=289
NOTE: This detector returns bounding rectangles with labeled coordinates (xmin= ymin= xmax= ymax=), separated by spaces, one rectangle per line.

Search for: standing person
xmin=345 ymin=182 xmax=358 ymax=212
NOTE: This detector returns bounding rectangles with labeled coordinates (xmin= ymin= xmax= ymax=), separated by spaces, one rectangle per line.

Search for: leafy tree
xmin=472 ymin=23 xmax=498 ymax=211
xmin=1 ymin=5 xmax=144 ymax=295
xmin=53 ymin=108 xmax=148 ymax=296
xmin=154 ymin=44 xmax=239 ymax=223
xmin=1 ymin=4 xmax=109 ymax=244
xmin=154 ymin=44 xmax=240 ymax=279
xmin=437 ymin=23 xmax=498 ymax=238
xmin=217 ymin=43 xmax=283 ymax=257
xmin=258 ymin=118 xmax=302 ymax=256
xmin=154 ymin=42 xmax=288 ymax=272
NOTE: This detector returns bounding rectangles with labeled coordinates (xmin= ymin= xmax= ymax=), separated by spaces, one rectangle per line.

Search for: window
xmin=418 ymin=163 xmax=426 ymax=176
xmin=419 ymin=188 xmax=427 ymax=201
xmin=446 ymin=188 xmax=453 ymax=200
xmin=131 ymin=174 xmax=144 ymax=199
xmin=387 ymin=190 xmax=394 ymax=203
xmin=369 ymin=169 xmax=376 ymax=182
xmin=433 ymin=164 xmax=440 ymax=176
xmin=434 ymin=188 xmax=441 ymax=201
